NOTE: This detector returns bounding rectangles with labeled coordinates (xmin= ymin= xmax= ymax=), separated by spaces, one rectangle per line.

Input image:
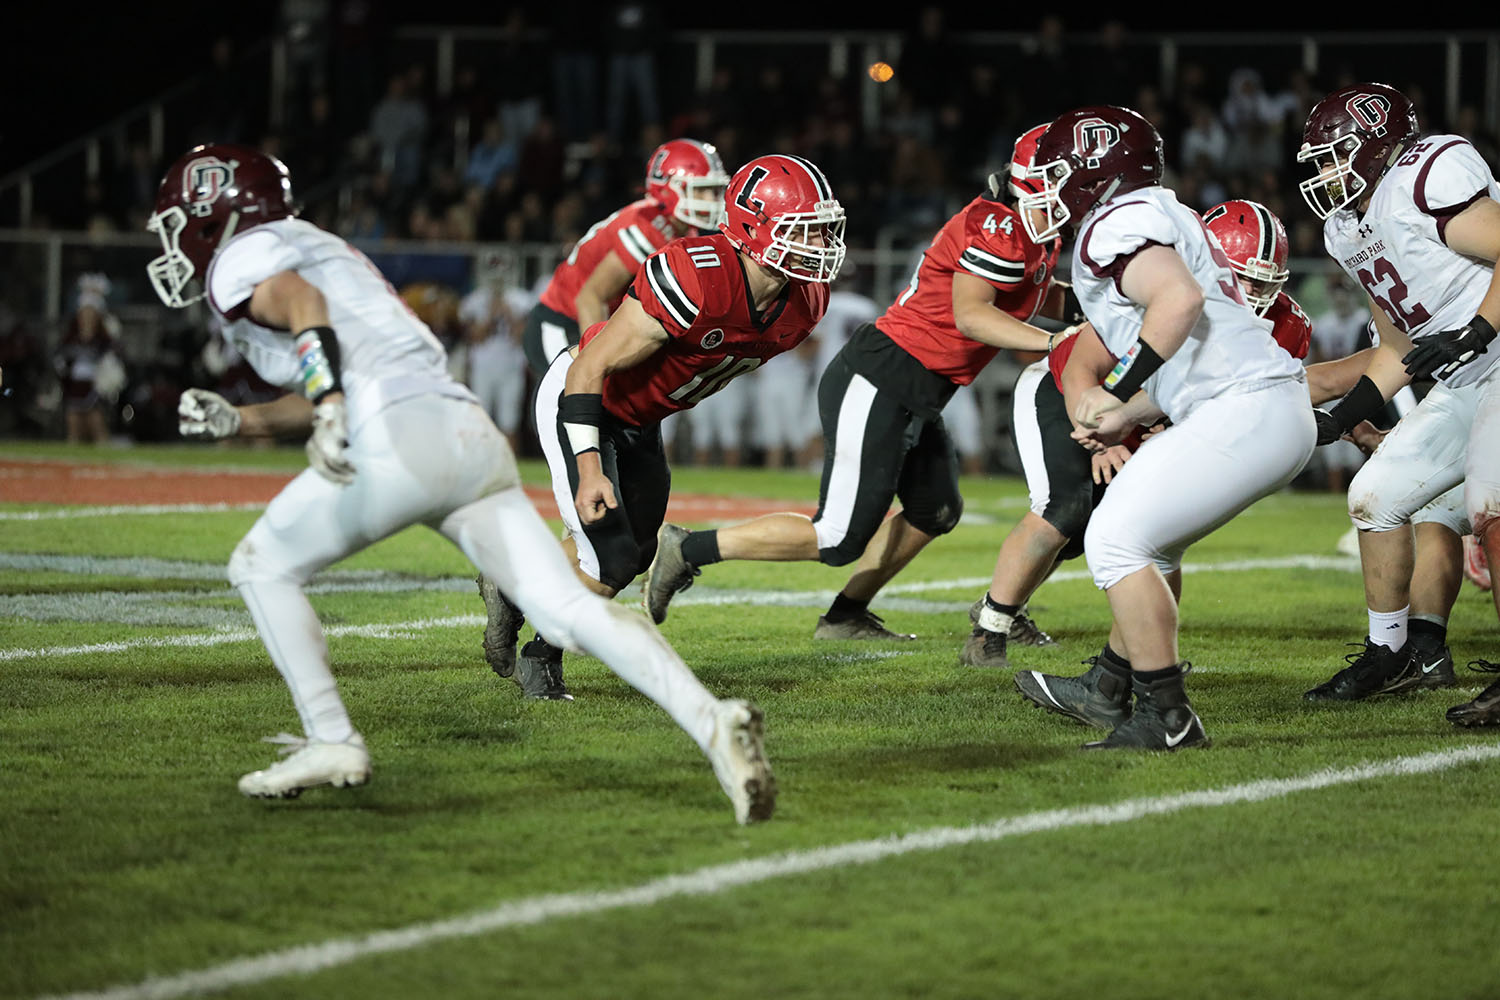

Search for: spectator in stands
xmin=465 ymin=119 xmax=520 ymax=192
xmin=605 ymin=2 xmax=663 ymax=140
xmin=369 ymin=70 xmax=428 ymax=189
xmin=54 ymin=276 xmax=124 ymax=444
xmin=1222 ymin=67 xmax=1283 ymax=175
xmin=550 ymin=2 xmax=601 ymax=141
xmin=517 ymin=116 xmax=566 ymax=205
xmin=457 ymin=251 xmax=531 ymax=452
xmin=1180 ymin=102 xmax=1229 ymax=176
xmin=496 ymin=9 xmax=544 ymax=143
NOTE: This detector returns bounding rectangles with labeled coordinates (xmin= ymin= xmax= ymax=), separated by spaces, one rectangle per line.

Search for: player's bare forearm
xmin=235 ymin=393 xmax=318 ymax=438
xmin=951 ymin=272 xmax=1049 ymax=351
xmin=1059 ymin=325 xmax=1112 ymax=429
xmin=1306 ymin=348 xmax=1377 ymax=405
xmin=565 ymin=298 xmax=668 ymax=395
xmin=574 ymin=251 xmax=633 ymax=331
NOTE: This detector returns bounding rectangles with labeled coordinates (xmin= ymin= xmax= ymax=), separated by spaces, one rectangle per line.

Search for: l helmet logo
xmin=1073 ymin=118 xmax=1121 ymax=169
xmin=733 ymin=165 xmax=770 ymax=219
xmin=1346 ymin=94 xmax=1391 ymax=136
xmin=183 ymin=157 xmax=235 ymax=217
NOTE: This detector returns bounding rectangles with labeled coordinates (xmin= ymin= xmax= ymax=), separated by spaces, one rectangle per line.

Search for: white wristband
xmin=564 ymin=422 xmax=600 ymax=454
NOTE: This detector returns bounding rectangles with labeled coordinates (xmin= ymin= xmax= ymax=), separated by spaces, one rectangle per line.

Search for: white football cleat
xmin=238 ymin=732 xmax=370 ymax=799
xmin=707 ymin=700 xmax=777 ymax=825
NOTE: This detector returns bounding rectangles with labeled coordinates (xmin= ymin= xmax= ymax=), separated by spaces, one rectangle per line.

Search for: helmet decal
xmin=1346 ymin=93 xmax=1391 ymax=136
xmin=733 ymin=165 xmax=770 ymax=217
xmin=1073 ymin=118 xmax=1122 ymax=168
xmin=182 ymin=156 xmax=235 ymax=217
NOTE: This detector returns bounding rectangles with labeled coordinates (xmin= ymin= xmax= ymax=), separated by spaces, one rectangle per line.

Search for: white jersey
xmin=812 ymin=290 xmax=880 ymax=376
xmin=1323 ymin=134 xmax=1500 ymax=388
xmin=1071 ymin=186 xmax=1302 ymax=423
xmin=206 ymin=218 xmax=476 ymax=429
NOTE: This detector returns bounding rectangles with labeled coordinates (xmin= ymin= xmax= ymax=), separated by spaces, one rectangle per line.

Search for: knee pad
xmin=904 ymin=495 xmax=964 ymax=538
xmin=1059 ymin=532 xmax=1087 ymax=562
xmin=1042 ymin=493 xmax=1093 ymax=546
xmin=1346 ymin=466 xmax=1411 ymax=533
xmin=818 ymin=537 xmax=865 ymax=567
xmin=226 ymin=529 xmax=301 ymax=588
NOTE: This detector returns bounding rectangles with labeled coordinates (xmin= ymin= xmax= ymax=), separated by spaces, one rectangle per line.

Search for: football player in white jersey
xmin=1294 ymin=83 xmax=1500 ymax=724
xmin=147 ymin=144 xmax=776 ymax=823
xmin=1011 ymin=107 xmax=1316 ymax=750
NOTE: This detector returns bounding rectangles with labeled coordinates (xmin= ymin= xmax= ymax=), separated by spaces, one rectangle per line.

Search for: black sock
xmin=1099 ymin=643 xmax=1132 ymax=676
xmin=826 ymin=592 xmax=869 ymax=621
xmin=984 ymin=594 xmax=1021 ymax=616
xmin=681 ymin=530 xmax=722 ymax=567
xmin=1409 ymin=617 xmax=1448 ymax=647
xmin=1134 ymin=663 xmax=1184 ymax=683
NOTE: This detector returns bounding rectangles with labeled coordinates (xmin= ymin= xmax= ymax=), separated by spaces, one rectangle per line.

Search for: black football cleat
xmin=1446 ymin=660 xmax=1500 ymax=727
xmin=1084 ymin=670 xmax=1208 ymax=751
xmin=1014 ymin=655 xmax=1132 ymax=729
xmin=515 ymin=638 xmax=573 ymax=701
xmin=1304 ymin=639 xmax=1414 ymax=702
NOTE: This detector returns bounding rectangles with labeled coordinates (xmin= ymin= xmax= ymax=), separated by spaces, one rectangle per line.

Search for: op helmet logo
xmin=1073 ymin=118 xmax=1122 ymax=168
xmin=182 ymin=157 xmax=235 ymax=217
xmin=1346 ymin=94 xmax=1391 ymax=136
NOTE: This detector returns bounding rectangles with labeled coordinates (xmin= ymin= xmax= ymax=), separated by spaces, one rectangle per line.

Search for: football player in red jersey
xmin=962 ymin=199 xmax=1314 ymax=668
xmin=479 ymin=154 xmax=842 ymax=697
xmin=519 ymin=138 xmax=729 ymax=374
xmin=641 ymin=127 xmax=1066 ymax=640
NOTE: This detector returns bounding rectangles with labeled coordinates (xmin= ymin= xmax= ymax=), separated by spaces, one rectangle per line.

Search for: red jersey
xmin=876 ymin=195 xmax=1059 ymax=384
xmin=1266 ymin=291 xmax=1312 ymax=362
xmin=538 ymin=199 xmax=678 ymax=319
xmin=585 ymin=233 xmax=829 ymax=426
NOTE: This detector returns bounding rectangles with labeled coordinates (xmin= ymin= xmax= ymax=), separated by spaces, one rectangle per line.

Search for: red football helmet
xmin=1007 ymin=123 xmax=1050 ymax=199
xmin=1297 ymin=83 xmax=1419 ymax=219
xmin=1020 ymin=106 xmax=1164 ymax=243
xmin=645 ymin=138 xmax=730 ymax=230
xmin=720 ymin=154 xmax=846 ymax=283
xmin=1202 ymin=199 xmax=1290 ymax=316
xmin=146 ymin=143 xmax=296 ymax=308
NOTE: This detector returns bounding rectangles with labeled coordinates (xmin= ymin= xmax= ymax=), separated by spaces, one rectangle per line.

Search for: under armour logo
xmin=1358 ymin=225 xmax=1373 ymax=239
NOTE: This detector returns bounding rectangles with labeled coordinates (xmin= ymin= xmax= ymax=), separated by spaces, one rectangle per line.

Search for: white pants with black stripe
xmin=810 ymin=353 xmax=963 ymax=566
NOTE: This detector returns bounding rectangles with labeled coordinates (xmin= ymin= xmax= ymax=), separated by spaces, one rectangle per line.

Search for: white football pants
xmin=1347 ymin=361 xmax=1500 ymax=539
xmin=227 ymin=393 xmax=718 ymax=750
xmin=1085 ymin=377 xmax=1316 ymax=590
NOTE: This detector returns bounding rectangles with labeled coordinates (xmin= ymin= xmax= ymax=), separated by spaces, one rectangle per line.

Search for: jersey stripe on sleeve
xmin=646 ymin=254 xmax=700 ymax=329
xmin=959 ymin=246 xmax=1026 ymax=285
xmin=619 ymin=225 xmax=655 ymax=263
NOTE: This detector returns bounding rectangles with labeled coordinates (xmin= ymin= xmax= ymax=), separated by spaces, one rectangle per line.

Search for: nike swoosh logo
xmin=1420 ymin=658 xmax=1444 ymax=675
xmin=1165 ymin=723 xmax=1197 ymax=748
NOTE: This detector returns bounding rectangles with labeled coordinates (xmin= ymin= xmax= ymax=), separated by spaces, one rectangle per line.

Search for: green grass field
xmin=3 ymin=442 xmax=1497 ymax=1000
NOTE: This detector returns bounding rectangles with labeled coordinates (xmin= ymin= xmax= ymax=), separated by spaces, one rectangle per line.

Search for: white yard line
xmin=0 ymin=503 xmax=267 ymax=521
xmin=38 ymin=743 xmax=1500 ymax=1000
xmin=0 ymin=553 xmax=1363 ymax=663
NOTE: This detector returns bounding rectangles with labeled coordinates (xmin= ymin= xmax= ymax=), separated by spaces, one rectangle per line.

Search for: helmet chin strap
xmin=218 ymin=210 xmax=241 ymax=249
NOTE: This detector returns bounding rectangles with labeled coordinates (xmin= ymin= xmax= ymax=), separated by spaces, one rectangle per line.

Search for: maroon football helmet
xmin=1297 ymin=83 xmax=1418 ymax=219
xmin=1020 ymin=106 xmax=1164 ymax=242
xmin=720 ymin=154 xmax=846 ymax=282
xmin=146 ymin=144 xmax=297 ymax=308
xmin=1202 ymin=199 xmax=1290 ymax=316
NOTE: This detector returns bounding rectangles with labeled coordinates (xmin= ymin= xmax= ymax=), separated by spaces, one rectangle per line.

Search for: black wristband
xmin=1102 ymin=338 xmax=1166 ymax=401
xmin=1061 ymin=284 xmax=1085 ymax=325
xmin=294 ymin=326 xmax=342 ymax=403
xmin=558 ymin=393 xmax=605 ymax=426
xmin=1328 ymin=375 xmax=1385 ymax=433
xmin=1469 ymin=314 xmax=1497 ymax=346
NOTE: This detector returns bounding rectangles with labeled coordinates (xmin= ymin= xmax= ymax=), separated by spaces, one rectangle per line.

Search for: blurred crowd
xmin=5 ymin=3 xmax=1499 ymax=484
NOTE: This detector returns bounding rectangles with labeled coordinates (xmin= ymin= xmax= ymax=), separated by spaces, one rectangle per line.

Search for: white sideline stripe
xmin=0 ymin=554 xmax=1362 ymax=663
xmin=40 ymin=743 xmax=1500 ymax=1000
xmin=877 ymin=554 xmax=1362 ymax=596
xmin=0 ymin=503 xmax=266 ymax=521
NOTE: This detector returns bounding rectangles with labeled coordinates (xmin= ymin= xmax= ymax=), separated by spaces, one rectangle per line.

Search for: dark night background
xmin=5 ymin=5 xmax=1495 ymax=176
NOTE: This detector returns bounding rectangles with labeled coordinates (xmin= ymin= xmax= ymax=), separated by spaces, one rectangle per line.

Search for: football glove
xmin=1402 ymin=316 xmax=1496 ymax=381
xmin=307 ymin=398 xmax=356 ymax=485
xmin=1313 ymin=407 xmax=1343 ymax=446
xmin=178 ymin=388 xmax=241 ymax=440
